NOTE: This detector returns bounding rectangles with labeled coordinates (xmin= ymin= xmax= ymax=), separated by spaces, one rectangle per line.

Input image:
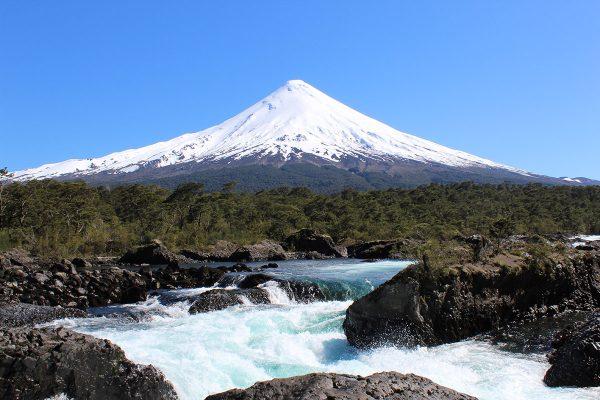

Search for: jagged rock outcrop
xmin=205 ymin=372 xmax=477 ymax=400
xmin=344 ymin=251 xmax=600 ymax=348
xmin=284 ymin=229 xmax=345 ymax=258
xmin=0 ymin=326 xmax=178 ymax=400
xmin=543 ymin=313 xmax=600 ymax=387
xmin=229 ymin=241 xmax=287 ymax=262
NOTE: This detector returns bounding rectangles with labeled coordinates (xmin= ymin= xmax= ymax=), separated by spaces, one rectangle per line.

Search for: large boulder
xmin=344 ymin=252 xmax=600 ymax=348
xmin=0 ymin=326 xmax=177 ymax=399
xmin=284 ymin=229 xmax=345 ymax=258
xmin=543 ymin=313 xmax=600 ymax=387
xmin=205 ymin=372 xmax=476 ymax=400
xmin=120 ymin=241 xmax=180 ymax=266
xmin=229 ymin=241 xmax=287 ymax=262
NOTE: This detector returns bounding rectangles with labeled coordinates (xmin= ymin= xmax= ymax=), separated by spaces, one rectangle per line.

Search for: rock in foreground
xmin=543 ymin=313 xmax=600 ymax=387
xmin=0 ymin=326 xmax=178 ymax=400
xmin=205 ymin=372 xmax=476 ymax=400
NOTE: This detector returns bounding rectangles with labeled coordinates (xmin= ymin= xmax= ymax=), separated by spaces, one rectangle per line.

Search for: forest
xmin=0 ymin=178 xmax=599 ymax=257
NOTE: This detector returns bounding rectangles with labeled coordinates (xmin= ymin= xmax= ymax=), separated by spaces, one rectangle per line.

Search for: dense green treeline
xmin=0 ymin=179 xmax=599 ymax=257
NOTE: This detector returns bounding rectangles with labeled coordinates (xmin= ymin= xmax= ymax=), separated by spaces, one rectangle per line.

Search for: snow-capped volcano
xmin=13 ymin=79 xmax=527 ymax=180
xmin=11 ymin=79 xmax=596 ymax=190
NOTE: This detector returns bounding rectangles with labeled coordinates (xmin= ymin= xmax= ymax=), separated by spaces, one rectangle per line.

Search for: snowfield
xmin=13 ymin=79 xmax=528 ymax=180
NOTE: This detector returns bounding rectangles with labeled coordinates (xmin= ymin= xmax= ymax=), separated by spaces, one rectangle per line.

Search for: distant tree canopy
xmin=0 ymin=179 xmax=599 ymax=257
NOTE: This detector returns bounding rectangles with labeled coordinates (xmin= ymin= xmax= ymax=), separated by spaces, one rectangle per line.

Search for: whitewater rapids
xmin=50 ymin=260 xmax=599 ymax=400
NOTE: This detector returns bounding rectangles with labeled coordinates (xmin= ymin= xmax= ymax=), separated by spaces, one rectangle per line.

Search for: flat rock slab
xmin=205 ymin=372 xmax=477 ymax=400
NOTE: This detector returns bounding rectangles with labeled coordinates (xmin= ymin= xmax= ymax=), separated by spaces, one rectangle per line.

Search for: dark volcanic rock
xmin=0 ymin=303 xmax=86 ymax=327
xmin=0 ymin=326 xmax=177 ymax=399
xmin=457 ymin=235 xmax=489 ymax=262
xmin=181 ymin=241 xmax=239 ymax=262
xmin=144 ymin=265 xmax=226 ymax=290
xmin=238 ymin=274 xmax=273 ymax=289
xmin=347 ymin=239 xmax=415 ymax=259
xmin=278 ymin=279 xmax=326 ymax=303
xmin=188 ymin=288 xmax=270 ymax=313
xmin=72 ymin=257 xmax=93 ymax=270
xmin=190 ymin=275 xmax=326 ymax=313
xmin=238 ymin=274 xmax=326 ymax=303
xmin=344 ymin=252 xmax=600 ymax=348
xmin=0 ymin=260 xmax=148 ymax=309
xmin=205 ymin=372 xmax=476 ymax=400
xmin=543 ymin=313 xmax=600 ymax=387
xmin=485 ymin=311 xmax=588 ymax=354
xmin=217 ymin=263 xmax=253 ymax=273
xmin=229 ymin=241 xmax=287 ymax=262
xmin=179 ymin=248 xmax=212 ymax=261
xmin=284 ymin=229 xmax=345 ymax=258
xmin=120 ymin=241 xmax=181 ymax=266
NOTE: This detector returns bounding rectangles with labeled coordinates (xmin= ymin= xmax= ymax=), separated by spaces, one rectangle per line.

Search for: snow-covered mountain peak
xmin=12 ymin=79 xmax=528 ymax=181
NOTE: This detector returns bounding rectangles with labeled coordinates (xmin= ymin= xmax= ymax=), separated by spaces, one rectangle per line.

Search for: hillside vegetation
xmin=0 ymin=180 xmax=599 ymax=257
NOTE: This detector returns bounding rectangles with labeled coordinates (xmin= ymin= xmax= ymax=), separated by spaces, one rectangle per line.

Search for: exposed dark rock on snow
xmin=284 ymin=229 xmax=345 ymax=258
xmin=344 ymin=249 xmax=600 ymax=348
xmin=543 ymin=313 xmax=600 ymax=387
xmin=205 ymin=372 xmax=477 ymax=400
xmin=0 ymin=326 xmax=178 ymax=400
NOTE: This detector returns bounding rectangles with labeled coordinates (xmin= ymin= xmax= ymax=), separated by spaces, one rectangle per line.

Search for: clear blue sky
xmin=1 ymin=1 xmax=599 ymax=179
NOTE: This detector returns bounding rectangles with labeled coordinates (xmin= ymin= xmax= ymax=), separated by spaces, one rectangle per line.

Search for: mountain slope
xmin=10 ymin=80 xmax=598 ymax=189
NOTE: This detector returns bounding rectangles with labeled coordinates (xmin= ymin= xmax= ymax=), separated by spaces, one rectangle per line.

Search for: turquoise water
xmin=52 ymin=260 xmax=599 ymax=400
